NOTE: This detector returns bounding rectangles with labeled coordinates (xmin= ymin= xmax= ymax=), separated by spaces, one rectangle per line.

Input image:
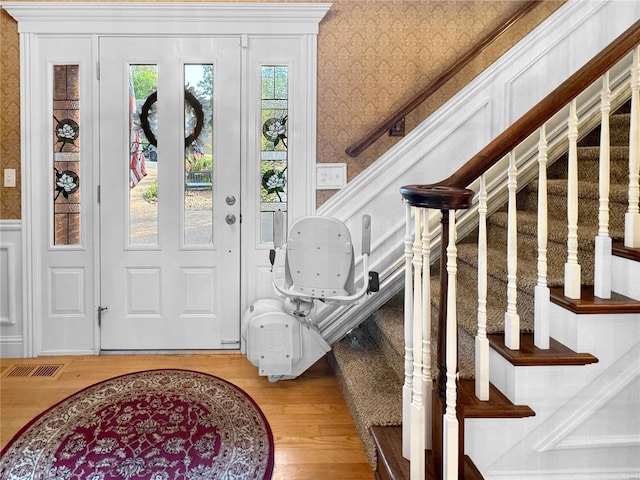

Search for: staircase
xmin=329 ymin=53 xmax=640 ymax=480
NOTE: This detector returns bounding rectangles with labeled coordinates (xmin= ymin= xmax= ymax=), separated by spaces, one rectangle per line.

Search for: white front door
xmin=99 ymin=37 xmax=241 ymax=350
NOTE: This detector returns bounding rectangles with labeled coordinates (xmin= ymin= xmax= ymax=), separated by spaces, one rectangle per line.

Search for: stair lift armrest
xmin=270 ymin=247 xmax=297 ymax=298
xmin=270 ymin=213 xmax=375 ymax=305
xmin=271 ymin=249 xmax=371 ymax=305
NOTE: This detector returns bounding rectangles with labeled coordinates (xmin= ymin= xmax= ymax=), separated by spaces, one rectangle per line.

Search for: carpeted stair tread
xmin=609 ymin=113 xmax=631 ymax=145
xmin=457 ymin=240 xmax=562 ymax=290
xmin=487 ymin=210 xmax=621 ymax=255
xmin=544 ymin=178 xmax=629 ymax=201
xmin=520 ymin=178 xmax=630 ymax=220
xmin=548 ymin=147 xmax=630 ymax=183
xmin=329 ymin=331 xmax=403 ymax=467
xmin=365 ymin=299 xmax=406 ymax=382
xmin=581 ymin=113 xmax=630 ymax=146
xmin=521 ymin=178 xmax=629 ymax=202
xmin=429 ymin=263 xmax=532 ymax=381
xmin=577 ymin=145 xmax=631 ymax=160
xmin=431 ymin=255 xmax=536 ymax=333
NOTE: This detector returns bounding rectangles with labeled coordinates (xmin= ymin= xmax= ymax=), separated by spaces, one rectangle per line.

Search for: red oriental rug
xmin=0 ymin=369 xmax=274 ymax=480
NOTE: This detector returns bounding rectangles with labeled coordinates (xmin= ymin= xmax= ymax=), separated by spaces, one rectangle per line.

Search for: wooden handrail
xmin=437 ymin=18 xmax=640 ymax=190
xmin=345 ymin=0 xmax=542 ymax=158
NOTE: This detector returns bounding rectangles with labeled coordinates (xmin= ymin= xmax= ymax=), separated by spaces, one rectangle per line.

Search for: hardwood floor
xmin=0 ymin=353 xmax=373 ymax=479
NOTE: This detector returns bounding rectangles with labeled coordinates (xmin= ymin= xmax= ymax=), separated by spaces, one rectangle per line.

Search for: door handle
xmin=225 ymin=214 xmax=237 ymax=225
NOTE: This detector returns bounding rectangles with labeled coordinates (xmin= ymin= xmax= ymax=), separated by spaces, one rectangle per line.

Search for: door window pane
xmin=184 ymin=64 xmax=214 ymax=245
xmin=129 ymin=65 xmax=158 ymax=245
xmin=53 ymin=65 xmax=81 ymax=246
xmin=260 ymin=65 xmax=288 ymax=244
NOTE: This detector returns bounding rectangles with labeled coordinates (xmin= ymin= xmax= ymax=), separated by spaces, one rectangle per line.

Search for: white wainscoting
xmin=0 ymin=220 xmax=24 ymax=358
xmin=316 ymin=0 xmax=640 ymax=339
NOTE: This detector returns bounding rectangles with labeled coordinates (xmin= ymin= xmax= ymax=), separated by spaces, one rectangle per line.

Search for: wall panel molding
xmin=317 ymin=0 xmax=640 ymax=339
xmin=0 ymin=220 xmax=23 ymax=357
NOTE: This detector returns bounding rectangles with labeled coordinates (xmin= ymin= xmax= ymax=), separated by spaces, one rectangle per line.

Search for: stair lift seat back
xmin=284 ymin=216 xmax=356 ymax=299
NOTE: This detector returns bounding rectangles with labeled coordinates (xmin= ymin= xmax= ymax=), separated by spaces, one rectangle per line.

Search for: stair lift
xmin=242 ymin=211 xmax=378 ymax=381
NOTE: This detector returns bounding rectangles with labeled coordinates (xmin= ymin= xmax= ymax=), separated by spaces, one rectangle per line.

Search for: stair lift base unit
xmin=243 ymin=212 xmax=375 ymax=381
xmin=242 ymin=298 xmax=332 ymax=381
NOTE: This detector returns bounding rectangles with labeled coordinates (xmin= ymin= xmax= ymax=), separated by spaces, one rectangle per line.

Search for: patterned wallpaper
xmin=0 ymin=8 xmax=20 ymax=219
xmin=0 ymin=1 xmax=562 ymax=219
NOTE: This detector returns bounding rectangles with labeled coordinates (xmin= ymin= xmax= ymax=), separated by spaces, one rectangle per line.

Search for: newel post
xmin=400 ymin=184 xmax=473 ymax=479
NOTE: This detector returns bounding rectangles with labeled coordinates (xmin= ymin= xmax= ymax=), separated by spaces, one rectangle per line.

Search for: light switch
xmin=316 ymin=163 xmax=346 ymax=190
xmin=4 ymin=169 xmax=16 ymax=188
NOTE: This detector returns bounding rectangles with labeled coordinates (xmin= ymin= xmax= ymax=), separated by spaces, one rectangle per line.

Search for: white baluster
xmin=505 ymin=151 xmax=520 ymax=350
xmin=475 ymin=175 xmax=490 ymax=400
xmin=443 ymin=211 xmax=459 ymax=480
xmin=411 ymin=208 xmax=425 ymax=480
xmin=421 ymin=211 xmax=433 ymax=450
xmin=402 ymin=204 xmax=413 ymax=459
xmin=626 ymin=46 xmax=640 ymax=247
xmin=535 ymin=125 xmax=551 ymax=349
xmin=595 ymin=72 xmax=613 ymax=298
xmin=565 ymin=99 xmax=582 ymax=299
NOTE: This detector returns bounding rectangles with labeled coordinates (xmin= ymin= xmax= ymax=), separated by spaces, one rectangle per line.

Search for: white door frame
xmin=6 ymin=2 xmax=330 ymax=356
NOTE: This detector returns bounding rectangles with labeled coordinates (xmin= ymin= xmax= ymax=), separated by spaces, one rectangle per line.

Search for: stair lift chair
xmin=242 ymin=211 xmax=378 ymax=381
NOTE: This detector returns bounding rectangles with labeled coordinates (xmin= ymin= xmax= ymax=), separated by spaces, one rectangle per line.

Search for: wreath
xmin=139 ymin=90 xmax=205 ymax=148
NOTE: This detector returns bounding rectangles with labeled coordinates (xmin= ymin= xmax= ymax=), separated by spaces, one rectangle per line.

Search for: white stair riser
xmin=549 ymin=305 xmax=640 ymax=366
xmin=489 ymin=349 xmax=596 ymax=407
xmin=611 ymin=255 xmax=640 ymax=300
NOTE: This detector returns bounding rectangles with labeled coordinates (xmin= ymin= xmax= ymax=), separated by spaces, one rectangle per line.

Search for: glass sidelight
xmin=260 ymin=65 xmax=288 ymax=244
xmin=53 ymin=65 xmax=81 ymax=246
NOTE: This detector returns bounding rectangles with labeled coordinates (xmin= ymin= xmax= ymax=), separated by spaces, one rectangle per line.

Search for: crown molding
xmin=1 ymin=2 xmax=332 ymax=35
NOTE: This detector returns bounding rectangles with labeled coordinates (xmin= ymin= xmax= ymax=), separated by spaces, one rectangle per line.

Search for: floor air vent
xmin=2 ymin=364 xmax=65 ymax=379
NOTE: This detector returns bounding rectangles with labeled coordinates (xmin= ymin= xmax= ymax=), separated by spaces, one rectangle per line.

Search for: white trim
xmin=485 ymin=468 xmax=640 ymax=480
xmin=534 ymin=348 xmax=640 ymax=453
xmin=0 ymin=221 xmax=23 ymax=357
xmin=0 ymin=243 xmax=17 ymax=325
xmin=0 ymin=220 xmax=21 ymax=230
xmin=21 ymin=32 xmax=36 ymax=359
xmin=0 ymin=336 xmax=24 ymax=358
xmin=2 ymin=2 xmax=331 ymax=35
